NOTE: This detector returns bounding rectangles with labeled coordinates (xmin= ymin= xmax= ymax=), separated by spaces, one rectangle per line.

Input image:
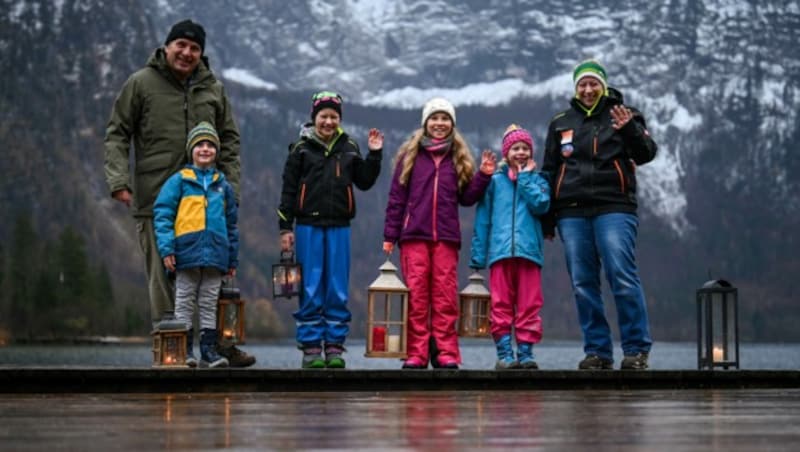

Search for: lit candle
xmin=713 ymin=346 xmax=724 ymax=362
xmin=388 ymin=335 xmax=401 ymax=352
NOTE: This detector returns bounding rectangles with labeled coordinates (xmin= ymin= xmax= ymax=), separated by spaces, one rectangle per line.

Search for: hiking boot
xmin=217 ymin=343 xmax=256 ymax=368
xmin=325 ymin=343 xmax=346 ymax=369
xmin=517 ymin=342 xmax=539 ymax=369
xmin=185 ymin=329 xmax=197 ymax=368
xmin=578 ymin=354 xmax=613 ymax=370
xmin=301 ymin=344 xmax=325 ymax=369
xmin=199 ymin=329 xmax=229 ymax=368
xmin=495 ymin=334 xmax=519 ymax=370
xmin=621 ymin=352 xmax=649 ymax=370
xmin=402 ymin=356 xmax=427 ymax=369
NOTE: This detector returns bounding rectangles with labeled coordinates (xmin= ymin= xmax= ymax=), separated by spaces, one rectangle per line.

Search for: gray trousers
xmin=137 ymin=218 xmax=174 ymax=328
xmin=175 ymin=267 xmax=223 ymax=331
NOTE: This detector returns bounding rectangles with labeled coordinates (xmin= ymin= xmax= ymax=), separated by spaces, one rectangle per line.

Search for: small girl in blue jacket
xmin=154 ymin=122 xmax=239 ymax=368
xmin=470 ymin=125 xmax=550 ymax=370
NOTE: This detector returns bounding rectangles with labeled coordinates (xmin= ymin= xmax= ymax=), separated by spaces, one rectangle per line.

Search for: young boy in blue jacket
xmin=470 ymin=125 xmax=550 ymax=370
xmin=154 ymin=122 xmax=239 ymax=368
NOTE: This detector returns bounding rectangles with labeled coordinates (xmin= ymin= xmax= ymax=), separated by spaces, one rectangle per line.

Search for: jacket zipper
xmin=555 ymin=163 xmax=566 ymax=199
xmin=613 ymin=160 xmax=626 ymax=193
xmin=347 ymin=186 xmax=353 ymax=214
xmin=432 ymin=160 xmax=440 ymax=242
xmin=511 ymin=181 xmax=517 ymax=256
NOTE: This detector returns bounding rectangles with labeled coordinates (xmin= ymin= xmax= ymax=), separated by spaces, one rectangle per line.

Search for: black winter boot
xmin=200 ymin=329 xmax=229 ymax=368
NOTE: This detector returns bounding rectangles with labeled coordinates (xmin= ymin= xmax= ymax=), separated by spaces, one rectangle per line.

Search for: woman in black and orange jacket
xmin=542 ymin=60 xmax=658 ymax=371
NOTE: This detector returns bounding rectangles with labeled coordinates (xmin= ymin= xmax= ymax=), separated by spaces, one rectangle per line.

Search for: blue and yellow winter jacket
xmin=470 ymin=165 xmax=551 ymax=269
xmin=154 ymin=165 xmax=239 ymax=272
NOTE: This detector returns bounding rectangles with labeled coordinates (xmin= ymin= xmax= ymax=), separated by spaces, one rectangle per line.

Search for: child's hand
xmin=368 ymin=128 xmax=384 ymax=151
xmin=163 ymin=255 xmax=176 ymax=272
xmin=280 ymin=231 xmax=295 ymax=252
xmin=382 ymin=241 xmax=394 ymax=255
xmin=479 ymin=150 xmax=497 ymax=175
xmin=519 ymin=159 xmax=537 ymax=173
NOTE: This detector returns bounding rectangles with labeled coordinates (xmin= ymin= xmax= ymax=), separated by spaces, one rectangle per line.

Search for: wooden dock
xmin=2 ymin=368 xmax=799 ymax=393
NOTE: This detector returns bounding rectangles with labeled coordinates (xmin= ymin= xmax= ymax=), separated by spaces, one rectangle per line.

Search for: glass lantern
xmin=697 ymin=279 xmax=740 ymax=370
xmin=272 ymin=251 xmax=302 ymax=299
xmin=458 ymin=270 xmax=491 ymax=337
xmin=365 ymin=258 xmax=409 ymax=358
xmin=152 ymin=311 xmax=188 ymax=368
xmin=217 ymin=278 xmax=246 ymax=345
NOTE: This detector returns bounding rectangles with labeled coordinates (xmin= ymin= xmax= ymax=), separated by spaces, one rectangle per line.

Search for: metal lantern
xmin=697 ymin=279 xmax=740 ymax=370
xmin=458 ymin=271 xmax=491 ymax=337
xmin=152 ymin=311 xmax=188 ymax=368
xmin=365 ymin=258 xmax=409 ymax=358
xmin=272 ymin=251 xmax=302 ymax=299
xmin=217 ymin=278 xmax=246 ymax=345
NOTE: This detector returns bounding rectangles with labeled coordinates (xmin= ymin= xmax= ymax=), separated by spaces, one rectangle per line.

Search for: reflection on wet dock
xmin=1 ymin=389 xmax=800 ymax=451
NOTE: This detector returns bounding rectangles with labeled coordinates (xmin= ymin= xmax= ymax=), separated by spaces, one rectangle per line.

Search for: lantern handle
xmin=280 ymin=250 xmax=295 ymax=263
xmin=222 ymin=275 xmax=238 ymax=290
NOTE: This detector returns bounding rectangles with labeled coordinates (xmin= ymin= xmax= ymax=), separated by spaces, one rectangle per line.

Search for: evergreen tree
xmin=9 ymin=214 xmax=39 ymax=339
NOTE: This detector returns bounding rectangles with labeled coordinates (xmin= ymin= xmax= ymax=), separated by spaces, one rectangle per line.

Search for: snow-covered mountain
xmin=2 ymin=0 xmax=798 ymax=340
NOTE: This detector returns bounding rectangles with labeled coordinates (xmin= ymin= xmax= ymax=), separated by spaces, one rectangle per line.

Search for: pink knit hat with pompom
xmin=501 ymin=124 xmax=534 ymax=158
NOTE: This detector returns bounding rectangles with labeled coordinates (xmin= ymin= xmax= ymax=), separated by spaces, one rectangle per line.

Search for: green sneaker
xmin=325 ymin=344 xmax=346 ymax=369
xmin=301 ymin=345 xmax=325 ymax=369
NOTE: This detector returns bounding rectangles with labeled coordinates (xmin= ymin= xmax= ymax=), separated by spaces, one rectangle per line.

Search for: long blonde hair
xmin=393 ymin=128 xmax=476 ymax=191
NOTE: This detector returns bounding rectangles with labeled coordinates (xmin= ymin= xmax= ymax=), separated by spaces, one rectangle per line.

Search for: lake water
xmin=1 ymin=339 xmax=798 ymax=369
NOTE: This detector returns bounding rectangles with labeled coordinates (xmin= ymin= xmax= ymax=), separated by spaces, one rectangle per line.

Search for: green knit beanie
xmin=186 ymin=121 xmax=220 ymax=159
xmin=573 ymin=59 xmax=608 ymax=92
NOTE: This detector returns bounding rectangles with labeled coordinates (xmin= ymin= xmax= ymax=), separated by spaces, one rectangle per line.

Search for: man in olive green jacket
xmin=104 ymin=19 xmax=254 ymax=367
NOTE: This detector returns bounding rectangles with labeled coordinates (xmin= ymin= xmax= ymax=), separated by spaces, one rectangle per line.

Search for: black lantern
xmin=152 ymin=311 xmax=188 ymax=368
xmin=365 ymin=258 xmax=409 ymax=358
xmin=272 ymin=251 xmax=302 ymax=299
xmin=217 ymin=278 xmax=246 ymax=345
xmin=697 ymin=279 xmax=740 ymax=370
xmin=458 ymin=271 xmax=491 ymax=337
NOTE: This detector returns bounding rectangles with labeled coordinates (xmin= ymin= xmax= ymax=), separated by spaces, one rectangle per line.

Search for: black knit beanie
xmin=165 ymin=19 xmax=206 ymax=53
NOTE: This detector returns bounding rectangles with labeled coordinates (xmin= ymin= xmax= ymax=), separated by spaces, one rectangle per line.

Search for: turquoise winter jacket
xmin=153 ymin=165 xmax=239 ymax=273
xmin=470 ymin=165 xmax=551 ymax=269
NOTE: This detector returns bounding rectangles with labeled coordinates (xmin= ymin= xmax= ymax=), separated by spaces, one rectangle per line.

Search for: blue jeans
xmin=557 ymin=213 xmax=652 ymax=361
xmin=294 ymin=225 xmax=351 ymax=346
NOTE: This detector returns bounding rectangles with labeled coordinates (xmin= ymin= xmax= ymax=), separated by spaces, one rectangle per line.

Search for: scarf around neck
xmin=420 ymin=135 xmax=453 ymax=155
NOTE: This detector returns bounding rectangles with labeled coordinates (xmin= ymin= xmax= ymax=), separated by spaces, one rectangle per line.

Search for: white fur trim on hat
xmin=421 ymin=97 xmax=456 ymax=126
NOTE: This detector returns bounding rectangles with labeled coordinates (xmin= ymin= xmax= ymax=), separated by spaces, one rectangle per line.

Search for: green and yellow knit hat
xmin=186 ymin=121 xmax=220 ymax=154
xmin=573 ymin=59 xmax=608 ymax=92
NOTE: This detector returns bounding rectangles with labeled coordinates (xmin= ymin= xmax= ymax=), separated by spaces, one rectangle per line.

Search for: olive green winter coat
xmin=104 ymin=48 xmax=240 ymax=217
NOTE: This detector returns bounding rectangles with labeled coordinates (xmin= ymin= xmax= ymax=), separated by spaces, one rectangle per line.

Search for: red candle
xmin=372 ymin=326 xmax=386 ymax=351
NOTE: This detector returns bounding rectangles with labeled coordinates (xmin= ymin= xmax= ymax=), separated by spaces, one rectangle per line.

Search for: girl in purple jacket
xmin=383 ymin=97 xmax=496 ymax=369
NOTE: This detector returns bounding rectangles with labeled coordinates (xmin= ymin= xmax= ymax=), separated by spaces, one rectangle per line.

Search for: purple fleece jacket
xmin=384 ymin=149 xmax=491 ymax=249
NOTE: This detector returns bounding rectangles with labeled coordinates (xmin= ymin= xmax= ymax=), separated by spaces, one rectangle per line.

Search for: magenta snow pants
xmin=489 ymin=258 xmax=544 ymax=344
xmin=400 ymin=240 xmax=461 ymax=364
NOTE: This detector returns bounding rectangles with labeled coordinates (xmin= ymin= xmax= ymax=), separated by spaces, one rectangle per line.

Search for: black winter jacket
xmin=541 ymin=88 xmax=657 ymax=236
xmin=278 ymin=126 xmax=382 ymax=230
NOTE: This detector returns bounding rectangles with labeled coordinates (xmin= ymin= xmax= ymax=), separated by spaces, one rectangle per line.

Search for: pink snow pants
xmin=400 ymin=240 xmax=461 ymax=364
xmin=489 ymin=258 xmax=544 ymax=344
